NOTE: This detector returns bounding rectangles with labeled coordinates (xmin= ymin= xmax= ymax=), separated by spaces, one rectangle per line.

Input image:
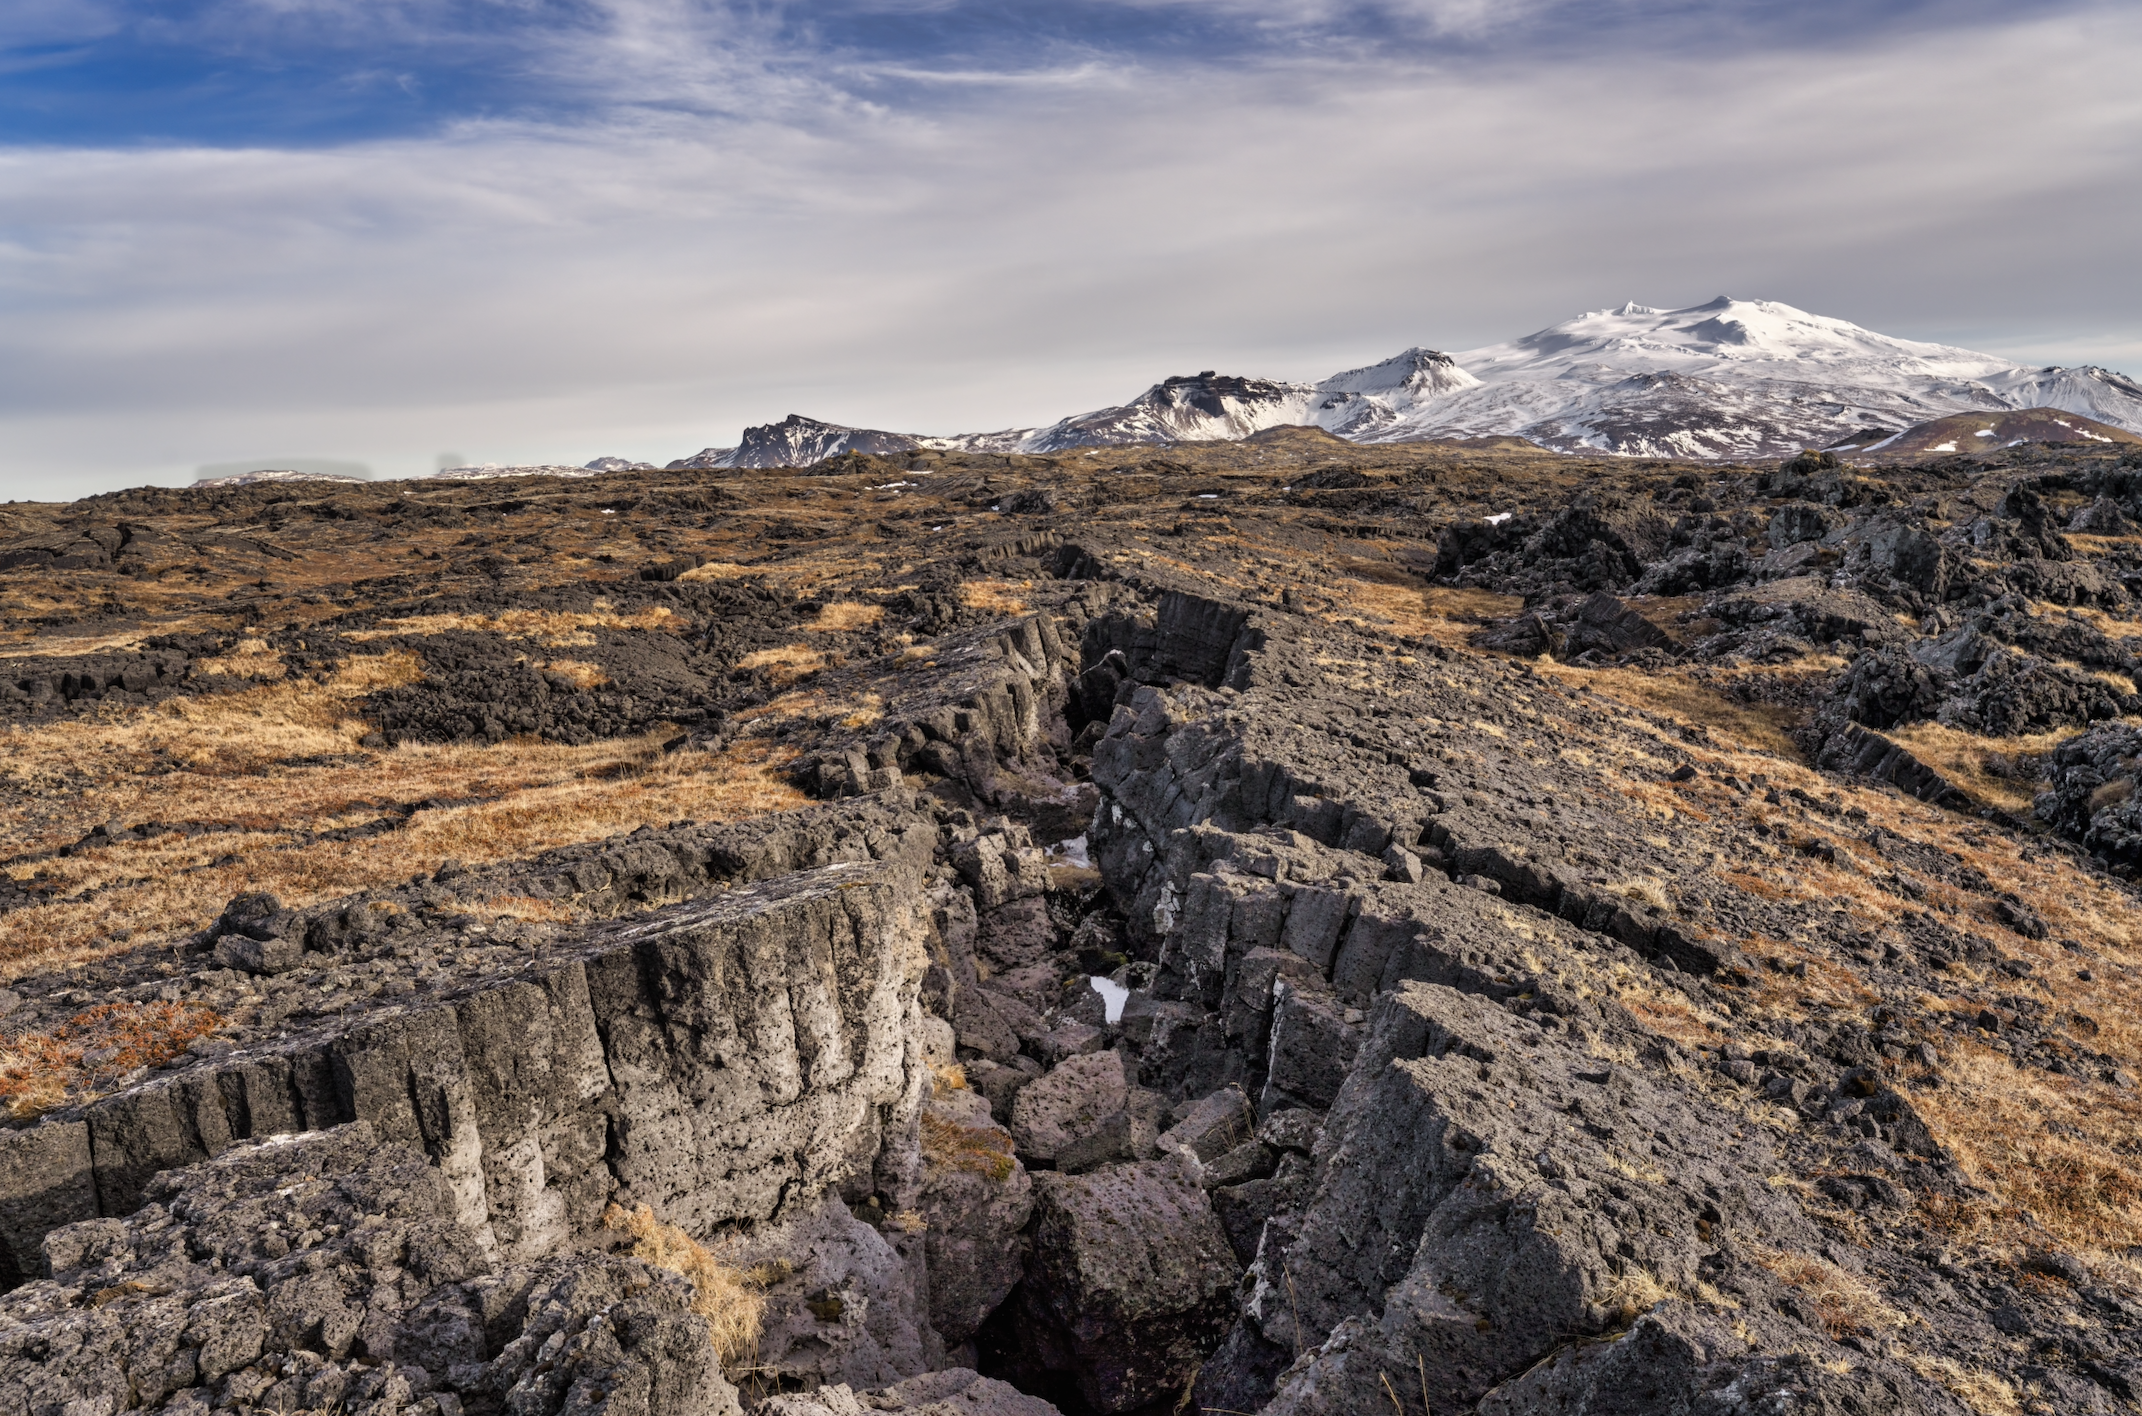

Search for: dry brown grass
xmin=730 ymin=688 xmax=882 ymax=731
xmin=733 ymin=644 xmax=825 ymax=687
xmin=808 ymin=602 xmax=884 ymax=632
xmin=920 ymin=1110 xmax=1016 ymax=1182
xmin=1905 ymin=1356 xmax=2021 ymax=1416
xmin=1749 ymin=1245 xmax=1904 ymax=1340
xmin=1883 ymin=721 xmax=2086 ymax=813
xmin=1912 ymin=1040 xmax=2142 ymax=1256
xmin=960 ymin=579 xmax=1032 ymax=616
xmin=1329 ymin=581 xmax=1522 ymax=648
xmin=0 ymin=727 xmax=804 ymax=978
xmin=1597 ymin=1267 xmax=1675 ymax=1325
xmin=343 ymin=604 xmax=679 ymax=647
xmin=677 ymin=561 xmax=754 ymax=582
xmin=536 ymin=658 xmax=610 ymax=689
xmin=603 ymin=1203 xmax=764 ymax=1364
xmin=0 ymin=1000 xmax=224 ymax=1120
xmin=194 ymin=635 xmax=288 ymax=681
xmin=1537 ymin=664 xmax=1805 ymax=760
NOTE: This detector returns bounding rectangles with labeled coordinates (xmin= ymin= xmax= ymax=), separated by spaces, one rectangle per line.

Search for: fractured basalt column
xmin=0 ymin=854 xmax=933 ymax=1283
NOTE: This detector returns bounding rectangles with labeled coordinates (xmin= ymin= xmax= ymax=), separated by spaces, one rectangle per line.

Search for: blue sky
xmin=2 ymin=0 xmax=2139 ymax=496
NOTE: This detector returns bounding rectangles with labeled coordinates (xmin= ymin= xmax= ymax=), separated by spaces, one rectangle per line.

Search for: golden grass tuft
xmin=809 ymin=602 xmax=885 ymax=632
xmin=920 ymin=1110 xmax=1016 ymax=1182
xmin=1749 ymin=1244 xmax=1904 ymax=1340
xmin=537 ymin=658 xmax=610 ymax=689
xmin=734 ymin=644 xmax=824 ymax=686
xmin=603 ymin=1203 xmax=764 ymax=1364
xmin=343 ymin=604 xmax=678 ymax=646
xmin=0 ymin=1000 xmax=225 ymax=1120
xmin=959 ymin=579 xmax=1032 ymax=615
xmin=677 ymin=561 xmax=753 ymax=581
xmin=1905 ymin=1356 xmax=2021 ymax=1416
xmin=1882 ymin=721 xmax=2085 ymax=814
xmin=1597 ymin=1267 xmax=1675 ymax=1325
xmin=195 ymin=636 xmax=287 ymax=681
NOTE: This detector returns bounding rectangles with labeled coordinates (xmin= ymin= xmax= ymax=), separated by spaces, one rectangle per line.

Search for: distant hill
xmin=1831 ymin=407 xmax=2142 ymax=457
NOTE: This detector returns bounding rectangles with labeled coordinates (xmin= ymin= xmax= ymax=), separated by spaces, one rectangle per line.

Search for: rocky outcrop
xmin=2 ymin=1124 xmax=743 ymax=1416
xmin=989 ymin=1156 xmax=1240 ymax=1414
xmin=1 ymin=854 xmax=936 ymax=1286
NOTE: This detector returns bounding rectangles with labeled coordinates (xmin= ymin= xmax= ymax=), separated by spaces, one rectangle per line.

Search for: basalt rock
xmin=0 ymin=1124 xmax=744 ymax=1416
xmin=989 ymin=1156 xmax=1240 ymax=1414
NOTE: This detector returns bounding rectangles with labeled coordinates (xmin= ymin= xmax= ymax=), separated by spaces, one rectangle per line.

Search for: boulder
xmin=729 ymin=1192 xmax=939 ymax=1392
xmin=1010 ymin=1052 xmax=1130 ymax=1165
xmin=759 ymin=1368 xmax=1060 ymax=1416
xmin=916 ymin=1091 xmax=1034 ymax=1344
xmin=1155 ymin=1086 xmax=1257 ymax=1163
xmin=998 ymin=1156 xmax=1242 ymax=1413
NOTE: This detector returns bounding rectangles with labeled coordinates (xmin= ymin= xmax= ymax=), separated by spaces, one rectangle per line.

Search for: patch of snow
xmin=1051 ymin=834 xmax=1091 ymax=869
xmin=1485 ymin=512 xmax=1513 ymax=525
xmin=1975 ymin=429 xmax=1996 ymax=437
xmin=1197 ymin=493 xmax=1220 ymax=499
xmin=1930 ymin=442 xmax=1958 ymax=452
xmin=1089 ymin=975 xmax=1128 ymax=1024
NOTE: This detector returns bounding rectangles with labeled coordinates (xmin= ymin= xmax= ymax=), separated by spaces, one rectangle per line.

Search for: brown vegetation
xmin=920 ymin=1110 xmax=1016 ymax=1182
xmin=0 ymin=1000 xmax=224 ymax=1119
xmin=602 ymin=1203 xmax=765 ymax=1365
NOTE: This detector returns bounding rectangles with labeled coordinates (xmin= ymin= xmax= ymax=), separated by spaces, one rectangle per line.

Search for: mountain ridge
xmin=671 ymin=298 xmax=2142 ymax=469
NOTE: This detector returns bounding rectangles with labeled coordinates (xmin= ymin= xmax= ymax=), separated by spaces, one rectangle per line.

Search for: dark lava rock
xmin=989 ymin=1156 xmax=1240 ymax=1414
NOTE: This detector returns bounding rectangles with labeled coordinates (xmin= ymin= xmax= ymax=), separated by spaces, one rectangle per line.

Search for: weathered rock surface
xmin=2 ymin=853 xmax=935 ymax=1285
xmin=759 ymin=1368 xmax=1058 ymax=1416
xmin=1 ymin=1124 xmax=744 ymax=1416
xmin=990 ymin=1156 xmax=1240 ymax=1414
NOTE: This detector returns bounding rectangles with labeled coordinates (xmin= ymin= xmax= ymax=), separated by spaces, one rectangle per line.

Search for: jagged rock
xmin=1472 ymin=1303 xmax=1956 ymax=1415
xmin=2036 ymin=723 xmax=2142 ymax=870
xmin=916 ymin=1091 xmax=1034 ymax=1343
xmin=962 ymin=1056 xmax=1040 ymax=1125
xmin=758 ymin=1368 xmax=1059 ymax=1416
xmin=731 ymin=1192 xmax=940 ymax=1390
xmin=992 ymin=1155 xmax=1241 ymax=1413
xmin=1154 ymin=1086 xmax=1257 ymax=1162
xmin=1252 ymin=982 xmax=1816 ymax=1415
xmin=0 ymin=1125 xmax=743 ymax=1416
xmin=1561 ymin=591 xmax=1673 ymax=661
xmin=1766 ymin=502 xmax=1842 ymax=548
xmin=1009 ymin=1051 xmax=1131 ymax=1166
xmin=1054 ymin=1088 xmax=1169 ymax=1174
xmin=0 ymin=854 xmax=934 ymax=1282
xmin=953 ymin=830 xmax=1050 ymax=912
xmin=1255 ymin=1108 xmax=1321 ymax=1153
xmin=2071 ymin=494 xmax=2134 ymax=533
xmin=1258 ymin=981 xmax=1360 ymax=1114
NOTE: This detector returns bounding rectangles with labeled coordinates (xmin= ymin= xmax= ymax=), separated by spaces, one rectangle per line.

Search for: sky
xmin=2 ymin=0 xmax=2139 ymax=500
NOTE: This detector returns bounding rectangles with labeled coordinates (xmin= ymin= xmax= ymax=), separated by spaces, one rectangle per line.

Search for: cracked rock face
xmin=3 ymin=1124 xmax=743 ymax=1416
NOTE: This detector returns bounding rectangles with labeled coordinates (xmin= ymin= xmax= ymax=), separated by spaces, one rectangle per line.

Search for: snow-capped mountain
xmin=191 ymin=468 xmax=370 ymax=488
xmin=1023 ymin=372 xmax=1318 ymax=451
xmin=675 ymin=298 xmax=2142 ymax=467
xmin=1351 ymin=298 xmax=2142 ymax=459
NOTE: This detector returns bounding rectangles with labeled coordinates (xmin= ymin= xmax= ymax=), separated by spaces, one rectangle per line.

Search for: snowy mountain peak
xmin=1023 ymin=371 xmax=1319 ymax=453
xmin=664 ymin=299 xmax=2141 ymax=469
